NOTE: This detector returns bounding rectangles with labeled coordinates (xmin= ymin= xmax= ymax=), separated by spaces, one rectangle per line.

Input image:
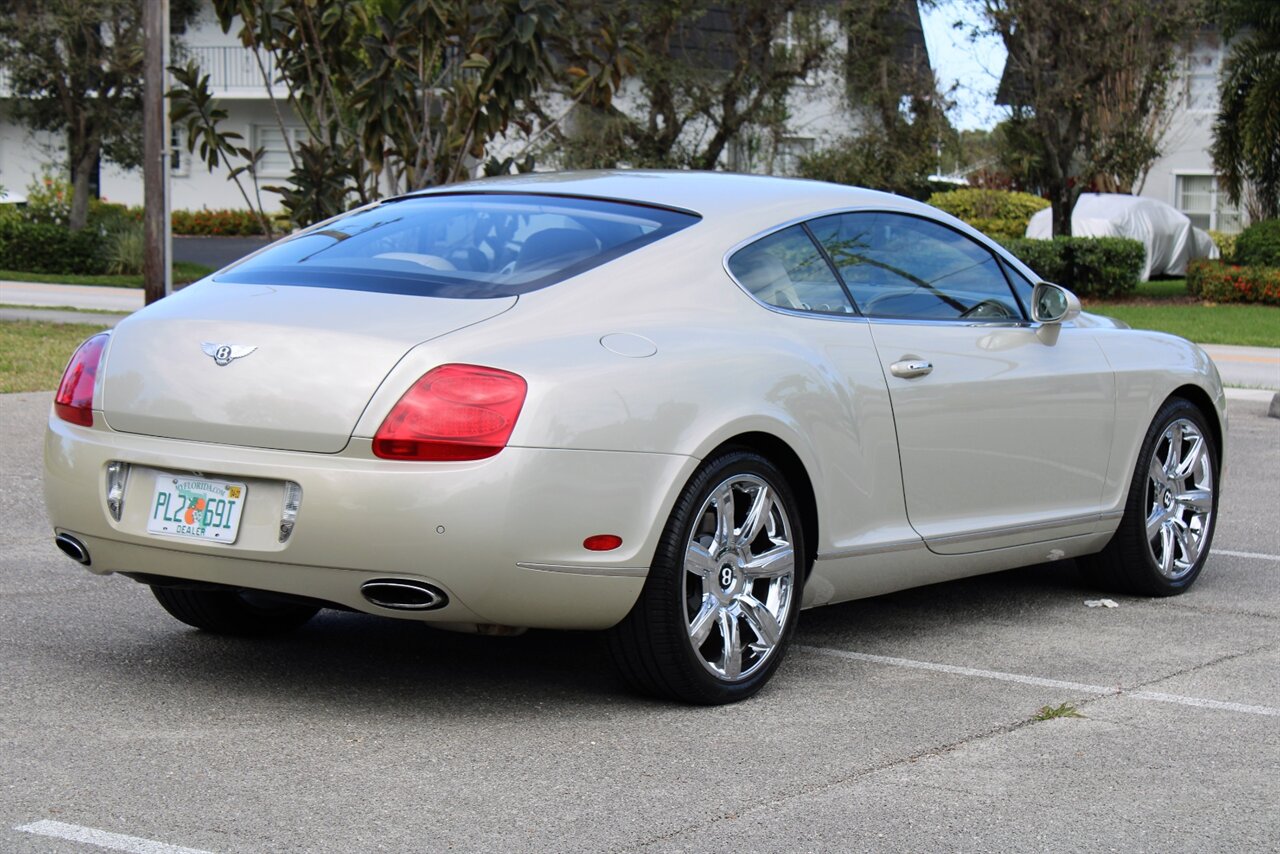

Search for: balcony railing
xmin=184 ymin=45 xmax=284 ymax=94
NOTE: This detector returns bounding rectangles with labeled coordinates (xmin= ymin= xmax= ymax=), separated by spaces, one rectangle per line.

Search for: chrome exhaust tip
xmin=360 ymin=579 xmax=448 ymax=611
xmin=55 ymin=534 xmax=91 ymax=566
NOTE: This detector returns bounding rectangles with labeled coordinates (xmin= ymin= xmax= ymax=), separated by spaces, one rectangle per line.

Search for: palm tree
xmin=1211 ymin=0 xmax=1280 ymax=221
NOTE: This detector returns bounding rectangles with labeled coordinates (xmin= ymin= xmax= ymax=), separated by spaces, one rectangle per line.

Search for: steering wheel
xmin=959 ymin=299 xmax=1016 ymax=320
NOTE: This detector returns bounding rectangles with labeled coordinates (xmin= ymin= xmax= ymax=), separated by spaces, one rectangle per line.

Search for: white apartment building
xmin=0 ymin=2 xmax=925 ymax=213
xmin=1141 ymin=29 xmax=1246 ymax=233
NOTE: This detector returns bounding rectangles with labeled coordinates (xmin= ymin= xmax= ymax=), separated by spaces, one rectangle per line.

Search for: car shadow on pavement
xmin=82 ymin=560 xmax=1097 ymax=712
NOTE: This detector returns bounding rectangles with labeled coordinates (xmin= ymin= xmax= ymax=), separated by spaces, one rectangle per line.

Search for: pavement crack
xmin=1119 ymin=641 xmax=1277 ymax=696
xmin=617 ymin=644 xmax=1279 ymax=851
xmin=1155 ymin=600 xmax=1279 ymax=621
xmin=612 ymin=710 xmax=1065 ymax=852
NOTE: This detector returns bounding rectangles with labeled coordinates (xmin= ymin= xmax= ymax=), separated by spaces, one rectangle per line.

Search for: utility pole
xmin=142 ymin=0 xmax=171 ymax=305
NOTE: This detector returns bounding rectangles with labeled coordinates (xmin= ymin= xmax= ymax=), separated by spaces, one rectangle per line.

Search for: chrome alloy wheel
xmin=1145 ymin=417 xmax=1215 ymax=580
xmin=682 ymin=474 xmax=796 ymax=681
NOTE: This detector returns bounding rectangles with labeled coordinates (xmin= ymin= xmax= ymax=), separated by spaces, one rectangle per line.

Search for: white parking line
xmin=798 ymin=646 xmax=1280 ymax=718
xmin=1216 ymin=549 xmax=1280 ymax=562
xmin=14 ymin=821 xmax=213 ymax=854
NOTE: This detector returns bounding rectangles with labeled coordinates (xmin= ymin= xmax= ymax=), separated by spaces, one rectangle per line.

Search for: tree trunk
xmin=67 ymin=144 xmax=98 ymax=231
xmin=1049 ymin=180 xmax=1075 ymax=238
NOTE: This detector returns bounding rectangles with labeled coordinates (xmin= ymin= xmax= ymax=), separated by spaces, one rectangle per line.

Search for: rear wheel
xmin=608 ymin=450 xmax=804 ymax=705
xmin=151 ymin=586 xmax=319 ymax=636
xmin=1079 ymin=398 xmax=1219 ymax=596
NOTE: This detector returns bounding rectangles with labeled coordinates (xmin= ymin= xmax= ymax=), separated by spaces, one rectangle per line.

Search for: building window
xmin=170 ymin=127 xmax=189 ymax=177
xmin=1184 ymin=36 xmax=1221 ymax=112
xmin=1176 ymin=174 xmax=1243 ymax=233
xmin=775 ymin=136 xmax=814 ymax=176
xmin=776 ymin=11 xmax=820 ymax=86
xmin=253 ymin=125 xmax=306 ymax=178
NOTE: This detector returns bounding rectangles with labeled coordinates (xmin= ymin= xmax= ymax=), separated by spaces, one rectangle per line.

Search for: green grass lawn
xmin=1085 ymin=278 xmax=1280 ymax=348
xmin=0 ymin=261 xmax=213 ymax=288
xmin=1121 ymin=278 xmax=1191 ymax=299
xmin=1085 ymin=303 xmax=1280 ymax=347
xmin=0 ymin=320 xmax=111 ymax=393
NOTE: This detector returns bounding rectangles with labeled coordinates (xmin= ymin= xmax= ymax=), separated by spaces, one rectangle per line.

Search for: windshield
xmin=215 ymin=193 xmax=700 ymax=298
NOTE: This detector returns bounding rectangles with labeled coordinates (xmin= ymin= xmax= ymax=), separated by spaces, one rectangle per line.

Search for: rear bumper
xmin=44 ymin=413 xmax=697 ymax=630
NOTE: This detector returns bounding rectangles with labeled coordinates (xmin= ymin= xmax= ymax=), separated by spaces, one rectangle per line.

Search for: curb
xmin=0 ymin=308 xmax=123 ymax=327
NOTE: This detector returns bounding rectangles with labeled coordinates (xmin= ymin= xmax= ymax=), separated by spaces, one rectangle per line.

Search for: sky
xmin=918 ymin=0 xmax=1008 ymax=131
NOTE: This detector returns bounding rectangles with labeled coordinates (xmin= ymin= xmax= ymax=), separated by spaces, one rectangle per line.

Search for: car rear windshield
xmin=215 ymin=193 xmax=700 ymax=298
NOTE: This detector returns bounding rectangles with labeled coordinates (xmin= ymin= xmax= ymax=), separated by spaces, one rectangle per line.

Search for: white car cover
xmin=1026 ymin=193 xmax=1219 ymax=280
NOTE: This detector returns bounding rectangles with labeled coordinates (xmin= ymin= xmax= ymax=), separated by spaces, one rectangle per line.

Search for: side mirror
xmin=1031 ymin=282 xmax=1081 ymax=324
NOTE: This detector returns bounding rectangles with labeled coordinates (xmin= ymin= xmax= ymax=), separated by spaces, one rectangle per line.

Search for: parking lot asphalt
xmin=1 ymin=392 xmax=1277 ymax=853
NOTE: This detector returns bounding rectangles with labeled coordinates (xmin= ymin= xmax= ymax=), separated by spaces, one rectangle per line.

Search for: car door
xmin=809 ymin=211 xmax=1116 ymax=554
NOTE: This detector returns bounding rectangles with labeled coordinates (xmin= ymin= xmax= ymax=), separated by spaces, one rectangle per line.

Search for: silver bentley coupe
xmin=44 ymin=171 xmax=1225 ymax=704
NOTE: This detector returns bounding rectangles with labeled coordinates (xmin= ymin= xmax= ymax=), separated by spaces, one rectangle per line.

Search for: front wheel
xmin=608 ymin=450 xmax=805 ymax=704
xmin=1079 ymin=398 xmax=1219 ymax=596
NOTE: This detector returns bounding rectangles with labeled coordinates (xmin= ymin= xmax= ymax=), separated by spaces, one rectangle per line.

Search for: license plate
xmin=146 ymin=476 xmax=247 ymax=543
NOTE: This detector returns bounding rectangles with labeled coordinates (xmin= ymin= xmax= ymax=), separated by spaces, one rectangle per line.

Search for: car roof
xmin=407 ymin=170 xmax=935 ymax=232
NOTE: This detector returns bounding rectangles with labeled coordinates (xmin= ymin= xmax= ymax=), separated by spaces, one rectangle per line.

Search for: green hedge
xmin=0 ymin=220 xmax=108 ymax=275
xmin=1187 ymin=259 xmax=1280 ymax=306
xmin=1001 ymin=237 xmax=1144 ymax=298
xmin=1234 ymin=219 xmax=1280 ymax=267
xmin=171 ymin=208 xmax=266 ymax=236
xmin=928 ymin=189 xmax=1050 ymax=241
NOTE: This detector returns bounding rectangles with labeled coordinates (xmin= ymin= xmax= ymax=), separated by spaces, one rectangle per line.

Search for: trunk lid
xmin=101 ymin=282 xmax=515 ymax=453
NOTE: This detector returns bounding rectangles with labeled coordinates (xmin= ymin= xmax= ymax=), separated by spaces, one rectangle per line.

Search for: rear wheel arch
xmin=702 ymin=432 xmax=819 ymax=577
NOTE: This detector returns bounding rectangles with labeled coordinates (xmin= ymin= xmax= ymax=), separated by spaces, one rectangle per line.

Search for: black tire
xmin=151 ymin=586 xmax=319 ymax=636
xmin=607 ymin=449 xmax=806 ymax=705
xmin=1078 ymin=397 xmax=1220 ymax=596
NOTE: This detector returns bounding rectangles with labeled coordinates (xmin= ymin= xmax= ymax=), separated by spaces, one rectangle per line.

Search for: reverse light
xmin=279 ymin=481 xmax=302 ymax=542
xmin=106 ymin=461 xmax=130 ymax=522
xmin=373 ymin=364 xmax=528 ymax=461
xmin=54 ymin=333 xmax=110 ymax=426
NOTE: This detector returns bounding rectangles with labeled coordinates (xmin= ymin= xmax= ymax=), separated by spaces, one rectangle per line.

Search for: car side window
xmin=727 ymin=225 xmax=854 ymax=315
xmin=809 ymin=212 xmax=1025 ymax=321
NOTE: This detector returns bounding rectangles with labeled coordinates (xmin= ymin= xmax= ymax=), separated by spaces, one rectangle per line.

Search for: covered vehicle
xmin=45 ymin=172 xmax=1226 ymax=704
xmin=1026 ymin=193 xmax=1219 ymax=279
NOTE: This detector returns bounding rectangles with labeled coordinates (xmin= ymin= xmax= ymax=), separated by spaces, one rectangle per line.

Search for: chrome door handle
xmin=889 ymin=359 xmax=933 ymax=379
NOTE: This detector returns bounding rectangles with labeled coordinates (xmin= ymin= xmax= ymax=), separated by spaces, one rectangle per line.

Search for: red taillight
xmin=372 ymin=364 xmax=528 ymax=461
xmin=54 ymin=333 xmax=110 ymax=427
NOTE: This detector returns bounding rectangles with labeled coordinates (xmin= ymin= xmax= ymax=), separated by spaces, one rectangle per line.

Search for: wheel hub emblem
xmin=1163 ymin=489 xmax=1174 ymax=509
xmin=719 ymin=565 xmax=735 ymax=589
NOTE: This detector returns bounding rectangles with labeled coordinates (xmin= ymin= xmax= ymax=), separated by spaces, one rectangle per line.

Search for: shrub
xmin=89 ymin=200 xmax=143 ymax=231
xmin=928 ymin=189 xmax=1050 ymax=241
xmin=1001 ymin=237 xmax=1144 ymax=298
xmin=171 ymin=208 xmax=266 ymax=236
xmin=1233 ymin=219 xmax=1280 ymax=267
xmin=1186 ymin=259 xmax=1280 ymax=306
xmin=106 ymin=220 xmax=146 ymax=275
xmin=1207 ymin=230 xmax=1237 ymax=263
xmin=23 ymin=171 xmax=72 ymax=226
xmin=798 ymin=136 xmax=936 ymax=200
xmin=0 ymin=201 xmax=23 ymax=225
xmin=0 ymin=219 xmax=108 ymax=274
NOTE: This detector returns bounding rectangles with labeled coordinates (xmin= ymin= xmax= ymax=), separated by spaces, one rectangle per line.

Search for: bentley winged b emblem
xmin=201 ymin=342 xmax=258 ymax=367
